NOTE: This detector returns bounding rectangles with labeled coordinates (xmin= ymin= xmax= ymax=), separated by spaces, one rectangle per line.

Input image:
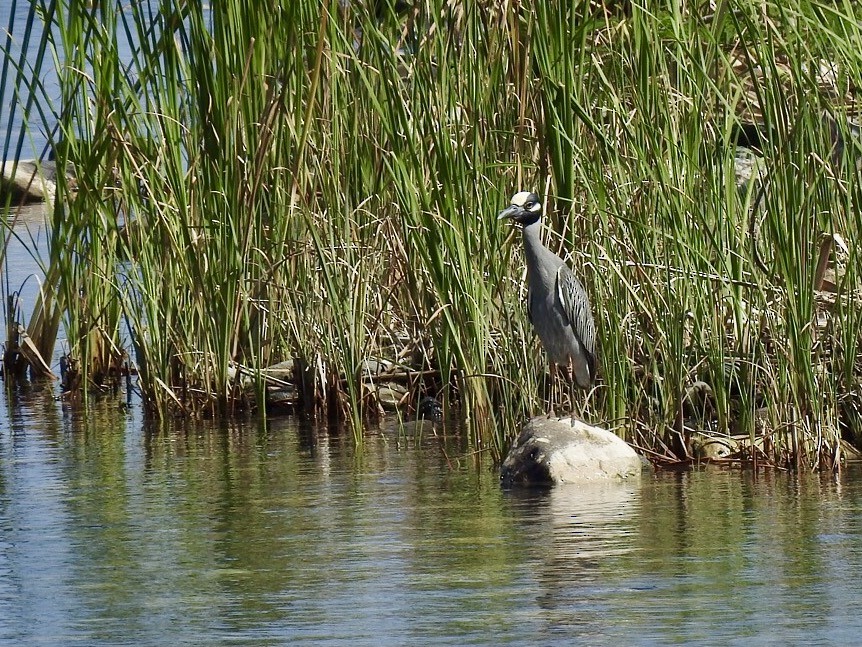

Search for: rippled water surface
xmin=4 ymin=6 xmax=862 ymax=644
xmin=1 ymin=389 xmax=862 ymax=646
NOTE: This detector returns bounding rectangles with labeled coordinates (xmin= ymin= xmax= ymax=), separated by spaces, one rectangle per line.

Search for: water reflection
xmin=617 ymin=469 xmax=862 ymax=645
xmin=503 ymin=482 xmax=641 ymax=642
xmin=2 ymin=404 xmax=862 ymax=645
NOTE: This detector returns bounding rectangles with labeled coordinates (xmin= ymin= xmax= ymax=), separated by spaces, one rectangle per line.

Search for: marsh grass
xmin=2 ymin=0 xmax=862 ymax=466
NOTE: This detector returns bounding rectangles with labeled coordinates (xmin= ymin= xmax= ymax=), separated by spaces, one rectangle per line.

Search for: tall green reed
xmin=4 ymin=0 xmax=860 ymax=465
xmin=527 ymin=1 xmax=862 ymax=464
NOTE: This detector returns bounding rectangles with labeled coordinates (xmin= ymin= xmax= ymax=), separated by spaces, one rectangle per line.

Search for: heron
xmin=498 ymin=190 xmax=597 ymax=417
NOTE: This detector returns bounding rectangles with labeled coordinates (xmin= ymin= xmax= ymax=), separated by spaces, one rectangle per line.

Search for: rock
xmin=394 ymin=416 xmax=437 ymax=437
xmin=259 ymin=360 xmax=295 ymax=381
xmin=734 ymin=146 xmax=766 ymax=196
xmin=361 ymin=358 xmax=394 ymax=375
xmin=690 ymin=432 xmax=739 ymax=459
xmin=226 ymin=360 xmax=300 ymax=409
xmin=370 ymin=382 xmax=407 ymax=409
xmin=265 ymin=382 xmax=299 ymax=408
xmin=501 ymin=416 xmax=644 ymax=486
xmin=0 ymin=159 xmax=66 ymax=203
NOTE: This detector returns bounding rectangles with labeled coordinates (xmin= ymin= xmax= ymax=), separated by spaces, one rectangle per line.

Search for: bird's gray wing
xmin=556 ymin=264 xmax=596 ymax=359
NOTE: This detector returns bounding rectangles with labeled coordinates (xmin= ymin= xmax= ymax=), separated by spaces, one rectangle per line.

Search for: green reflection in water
xmin=1 ymin=393 xmax=862 ymax=646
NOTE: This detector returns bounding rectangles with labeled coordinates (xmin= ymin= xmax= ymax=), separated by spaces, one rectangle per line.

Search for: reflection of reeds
xmin=2 ymin=1 xmax=861 ymax=465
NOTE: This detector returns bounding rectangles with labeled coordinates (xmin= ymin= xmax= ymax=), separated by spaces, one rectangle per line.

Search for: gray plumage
xmin=498 ymin=191 xmax=597 ymax=390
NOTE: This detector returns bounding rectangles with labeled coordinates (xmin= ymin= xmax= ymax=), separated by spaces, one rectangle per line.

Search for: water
xmin=0 ymin=390 xmax=861 ymax=647
xmin=0 ymin=1 xmax=170 ymax=162
xmin=1 ymin=2 xmax=59 ymax=162
xmin=4 ymin=5 xmax=862 ymax=645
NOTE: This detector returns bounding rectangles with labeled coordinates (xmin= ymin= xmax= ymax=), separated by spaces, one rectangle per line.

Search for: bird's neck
xmin=521 ymin=218 xmax=546 ymax=266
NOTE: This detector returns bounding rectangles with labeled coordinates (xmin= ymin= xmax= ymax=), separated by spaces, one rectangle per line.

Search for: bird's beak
xmin=497 ymin=205 xmax=521 ymax=220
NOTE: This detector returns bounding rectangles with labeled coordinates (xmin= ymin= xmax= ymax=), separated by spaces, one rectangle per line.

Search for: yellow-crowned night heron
xmin=498 ymin=191 xmax=597 ymax=416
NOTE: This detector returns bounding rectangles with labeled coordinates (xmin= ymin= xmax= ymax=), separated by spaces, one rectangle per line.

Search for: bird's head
xmin=497 ymin=191 xmax=542 ymax=225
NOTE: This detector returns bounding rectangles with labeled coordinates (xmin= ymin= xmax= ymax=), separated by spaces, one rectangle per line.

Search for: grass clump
xmin=1 ymin=0 xmax=862 ymax=468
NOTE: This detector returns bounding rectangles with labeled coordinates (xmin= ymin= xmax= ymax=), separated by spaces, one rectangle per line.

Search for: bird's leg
xmin=547 ymin=362 xmax=557 ymax=418
xmin=561 ymin=359 xmax=575 ymax=425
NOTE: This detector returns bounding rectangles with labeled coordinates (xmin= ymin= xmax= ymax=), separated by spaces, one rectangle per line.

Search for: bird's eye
xmin=525 ymin=201 xmax=535 ymax=209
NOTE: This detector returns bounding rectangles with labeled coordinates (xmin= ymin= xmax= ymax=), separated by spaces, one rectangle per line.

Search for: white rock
xmin=501 ymin=416 xmax=644 ymax=486
xmin=0 ymin=159 xmax=59 ymax=203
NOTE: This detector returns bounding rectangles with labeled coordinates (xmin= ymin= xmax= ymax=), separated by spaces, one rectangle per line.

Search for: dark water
xmin=1 ymin=387 xmax=862 ymax=647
